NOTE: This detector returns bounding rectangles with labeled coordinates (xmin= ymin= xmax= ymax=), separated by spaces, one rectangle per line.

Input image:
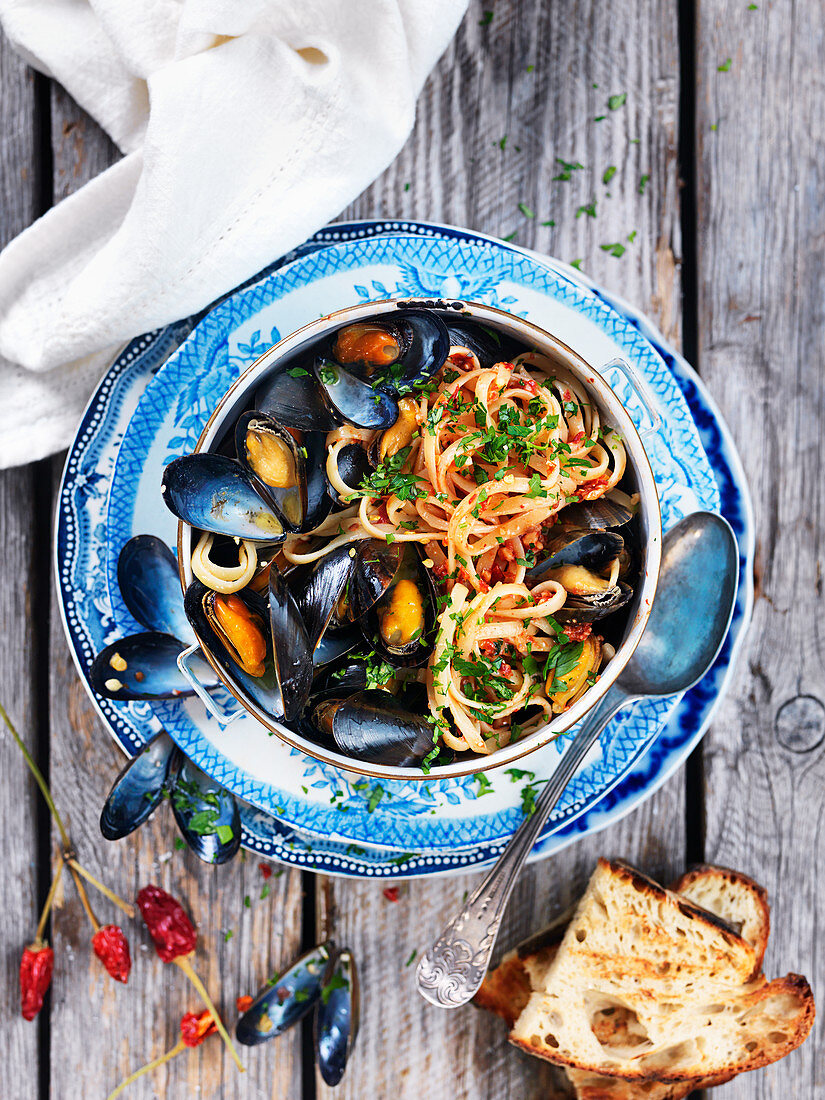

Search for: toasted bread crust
xmin=474 ymin=951 xmax=531 ymax=1027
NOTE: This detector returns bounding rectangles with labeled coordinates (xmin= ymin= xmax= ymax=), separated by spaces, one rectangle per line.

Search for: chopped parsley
xmin=518 ymin=202 xmax=535 ymax=218
xmin=717 ymin=57 xmax=732 ymax=72
xmin=352 ymin=445 xmax=426 ymax=503
xmin=474 ymin=773 xmax=494 ymax=797
xmin=607 ymin=92 xmax=627 ymax=110
xmin=576 ymin=200 xmax=597 ymax=219
xmin=405 ymin=949 xmax=418 ymax=967
xmin=600 ymin=241 xmax=626 ymax=258
xmin=553 ymin=157 xmax=585 ymax=182
xmin=479 ymin=10 xmax=493 ymax=26
xmin=638 ymin=173 xmax=650 ymax=194
xmin=602 ymin=165 xmax=617 ymax=185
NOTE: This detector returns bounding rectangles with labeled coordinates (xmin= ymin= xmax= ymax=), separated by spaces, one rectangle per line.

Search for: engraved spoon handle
xmin=416 ymin=684 xmax=630 ymax=1007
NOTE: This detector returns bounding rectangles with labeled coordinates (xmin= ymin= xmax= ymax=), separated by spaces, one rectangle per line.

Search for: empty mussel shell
xmin=236 ymin=941 xmax=335 ymax=1046
xmin=169 ymin=754 xmax=241 ymax=865
xmin=560 ymin=498 xmax=634 ymax=530
xmin=286 ymin=544 xmax=355 ymax=654
xmin=269 ymin=566 xmax=313 ymax=721
xmin=162 ymin=453 xmax=287 ymax=543
xmin=445 ymin=318 xmax=518 ymax=368
xmin=315 ymin=947 xmax=360 ymax=1087
xmin=117 ymin=535 xmax=192 ymax=641
xmin=313 ymin=358 xmax=399 ymax=430
xmin=311 ymin=689 xmax=435 ymax=767
xmin=99 ymin=731 xmax=175 ymax=841
xmin=301 ymin=430 xmax=335 ymax=530
xmin=255 ymin=363 xmax=342 ymax=431
xmin=184 ymin=580 xmax=285 ymax=718
xmin=235 ymin=411 xmax=307 ymax=531
xmin=90 ymin=632 xmax=217 ymax=701
xmin=329 ymin=442 xmax=372 ymax=502
xmin=348 ymin=539 xmax=402 ymax=620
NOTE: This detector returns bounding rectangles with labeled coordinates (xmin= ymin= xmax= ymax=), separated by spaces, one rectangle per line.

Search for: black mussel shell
xmin=90 ymin=632 xmax=218 ymax=700
xmin=560 ymin=498 xmax=634 ymax=530
xmin=269 ymin=566 xmax=313 ymax=721
xmin=117 ymin=535 xmax=192 ymax=642
xmin=525 ymin=529 xmax=624 ymax=583
xmin=349 ymin=539 xmax=403 ymax=620
xmin=330 ymin=442 xmax=372 ymax=502
xmin=310 ymin=653 xmax=371 ymax=700
xmin=236 ymin=941 xmax=335 ymax=1046
xmin=285 ymin=545 xmax=355 ymax=653
xmin=363 ymin=543 xmax=436 ymax=667
xmin=169 ymin=753 xmax=241 ymax=865
xmin=235 ymin=411 xmax=307 ymax=531
xmin=184 ymin=581 xmax=284 ymax=718
xmin=162 ymin=454 xmax=286 ymax=543
xmin=555 ymin=580 xmax=634 ymax=623
xmin=301 ymin=430 xmax=335 ymax=530
xmin=444 ymin=318 xmax=519 ymax=368
xmin=315 ymin=948 xmax=359 ymax=1087
xmin=313 ymin=629 xmax=361 ymax=670
xmin=255 ymin=363 xmax=342 ymax=431
xmin=100 ymin=731 xmax=175 ymax=840
xmin=311 ymin=689 xmax=435 ymax=767
xmin=313 ymin=358 xmax=398 ymax=430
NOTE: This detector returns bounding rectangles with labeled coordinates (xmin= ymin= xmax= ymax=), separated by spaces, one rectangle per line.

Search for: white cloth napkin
xmin=0 ymin=0 xmax=467 ymax=468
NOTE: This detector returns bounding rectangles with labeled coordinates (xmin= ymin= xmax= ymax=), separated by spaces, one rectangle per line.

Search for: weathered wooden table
xmin=1 ymin=2 xmax=821 ymax=1097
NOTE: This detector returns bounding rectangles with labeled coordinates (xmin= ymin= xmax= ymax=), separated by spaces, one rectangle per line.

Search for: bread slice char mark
xmin=482 ymin=859 xmax=814 ymax=1090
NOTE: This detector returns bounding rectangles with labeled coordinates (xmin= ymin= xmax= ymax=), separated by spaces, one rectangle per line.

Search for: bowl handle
xmin=601 ymin=356 xmax=662 ymax=436
xmin=177 ymin=644 xmax=244 ymax=725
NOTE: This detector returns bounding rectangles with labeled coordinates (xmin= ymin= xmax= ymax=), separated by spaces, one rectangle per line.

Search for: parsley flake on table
xmin=518 ymin=202 xmax=535 ymax=218
xmin=479 ymin=10 xmax=493 ymax=26
xmin=553 ymin=157 xmax=585 ymax=182
xmin=718 ymin=57 xmax=732 ymax=71
xmin=576 ymin=200 xmax=597 ymax=218
xmin=600 ymin=241 xmax=626 ymax=258
xmin=541 ymin=218 xmax=556 ymax=227
xmin=405 ymin=949 xmax=417 ymax=967
xmin=638 ymin=173 xmax=650 ymax=194
xmin=602 ymin=165 xmax=617 ymax=185
xmin=501 ymin=230 xmax=517 ymax=242
xmin=526 ymin=64 xmax=535 ymax=73
xmin=498 ymin=134 xmax=507 ymax=150
xmin=607 ymin=92 xmax=627 ymax=110
xmin=570 ymin=258 xmax=583 ymax=270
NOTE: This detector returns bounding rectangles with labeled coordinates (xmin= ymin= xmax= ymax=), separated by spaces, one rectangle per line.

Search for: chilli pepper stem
xmin=67 ymin=864 xmax=100 ymax=933
xmin=0 ymin=702 xmax=71 ymax=849
xmin=34 ymin=864 xmax=64 ymax=944
xmin=67 ymin=859 xmax=135 ymax=918
xmin=105 ymin=1040 xmax=186 ymax=1100
xmin=173 ymin=956 xmax=244 ymax=1073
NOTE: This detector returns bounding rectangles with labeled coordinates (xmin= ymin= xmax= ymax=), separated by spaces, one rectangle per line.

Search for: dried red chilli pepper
xmin=136 ymin=885 xmax=243 ymax=1073
xmin=136 ymin=884 xmax=196 ymax=962
xmin=107 ymin=1008 xmax=224 ymax=1099
xmin=20 ymin=943 xmax=54 ymax=1021
xmin=92 ymin=925 xmax=131 ymax=983
xmin=236 ymin=994 xmax=253 ymax=1013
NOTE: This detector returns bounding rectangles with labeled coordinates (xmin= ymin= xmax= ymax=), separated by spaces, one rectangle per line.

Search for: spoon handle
xmin=416 ymin=685 xmax=629 ymax=1008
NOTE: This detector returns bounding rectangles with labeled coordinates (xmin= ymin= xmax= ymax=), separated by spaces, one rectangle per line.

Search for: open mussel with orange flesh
xmin=162 ymin=453 xmax=287 ymax=543
xmin=184 ymin=580 xmax=285 ymax=718
xmin=235 ymin=411 xmax=307 ymax=530
xmin=526 ymin=526 xmax=633 ymax=624
xmin=330 ymin=308 xmax=449 ymax=394
xmin=350 ymin=540 xmax=436 ymax=667
xmin=236 ymin=941 xmax=335 ymax=1046
xmin=309 ymin=689 xmax=435 ymax=767
xmin=546 ymin=634 xmax=604 ymax=712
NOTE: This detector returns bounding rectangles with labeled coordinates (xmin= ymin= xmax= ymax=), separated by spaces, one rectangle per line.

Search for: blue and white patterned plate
xmin=56 ymin=221 xmax=753 ymax=879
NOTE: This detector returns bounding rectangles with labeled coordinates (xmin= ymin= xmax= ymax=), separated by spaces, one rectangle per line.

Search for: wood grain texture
xmin=323 ymin=3 xmax=688 ymax=1098
xmin=44 ymin=91 xmax=304 ymax=1098
xmin=694 ymin=1 xmax=824 ymax=1097
xmin=0 ymin=27 xmax=41 ymax=1100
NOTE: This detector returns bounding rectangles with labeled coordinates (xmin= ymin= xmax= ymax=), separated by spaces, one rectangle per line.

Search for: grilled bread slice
xmin=509 ymin=860 xmax=814 ymax=1084
xmin=672 ymin=865 xmax=769 ymax=978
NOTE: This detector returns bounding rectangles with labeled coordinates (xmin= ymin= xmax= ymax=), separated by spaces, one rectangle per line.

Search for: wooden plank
xmin=323 ymin=3 xmax=686 ymax=1098
xmin=694 ymin=2 xmax=824 ymax=1096
xmin=45 ymin=91 xmax=304 ymax=1097
xmin=0 ymin=28 xmax=42 ymax=1100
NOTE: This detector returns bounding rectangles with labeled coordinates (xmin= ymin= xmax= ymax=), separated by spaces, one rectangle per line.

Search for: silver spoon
xmin=416 ymin=511 xmax=738 ymax=1008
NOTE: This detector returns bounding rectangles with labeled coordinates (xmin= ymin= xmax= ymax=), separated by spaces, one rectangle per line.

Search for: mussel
xmin=235 ymin=411 xmax=306 ymax=530
xmin=310 ymin=689 xmax=435 ymax=766
xmin=329 ymin=442 xmax=372 ymax=502
xmin=285 ymin=544 xmax=356 ymax=654
xmin=162 ymin=453 xmax=287 ymax=543
xmin=100 ymin=731 xmax=175 ymax=840
xmin=547 ymin=635 xmax=603 ymax=712
xmin=236 ymin=941 xmax=334 ymax=1046
xmin=351 ymin=540 xmax=436 ymax=666
xmin=315 ymin=948 xmax=359 ymax=1086
xmin=445 ymin=318 xmax=519 ymax=367
xmin=368 ymin=396 xmax=419 ymax=466
xmin=184 ymin=580 xmax=284 ymax=718
xmin=90 ymin=632 xmax=218 ymax=700
xmin=525 ymin=525 xmax=634 ymax=623
xmin=560 ymin=498 xmax=634 ymax=530
xmin=268 ymin=566 xmax=313 ymax=720
xmin=117 ymin=535 xmax=192 ymax=642
xmin=330 ymin=309 xmax=449 ymax=394
xmin=313 ymin=358 xmax=399 ymax=430
xmin=554 ymin=580 xmax=633 ymax=623
xmin=525 ymin=528 xmax=624 ymax=582
xmin=255 ymin=361 xmax=343 ymax=431
xmin=169 ymin=754 xmax=242 ymax=865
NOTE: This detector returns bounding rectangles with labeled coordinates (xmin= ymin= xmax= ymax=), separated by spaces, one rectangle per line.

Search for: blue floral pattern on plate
xmin=55 ymin=220 xmax=753 ymax=878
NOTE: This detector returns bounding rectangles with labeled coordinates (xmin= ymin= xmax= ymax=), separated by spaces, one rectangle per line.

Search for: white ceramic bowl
xmin=177 ymin=297 xmax=662 ymax=780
